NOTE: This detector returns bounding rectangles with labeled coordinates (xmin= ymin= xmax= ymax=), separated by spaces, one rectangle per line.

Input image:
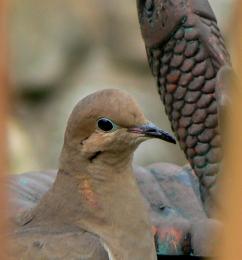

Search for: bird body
xmin=8 ymin=89 xmax=177 ymax=260
xmin=137 ymin=0 xmax=231 ymax=213
xmin=9 ymin=163 xmax=219 ymax=257
xmin=10 ymin=168 xmax=154 ymax=260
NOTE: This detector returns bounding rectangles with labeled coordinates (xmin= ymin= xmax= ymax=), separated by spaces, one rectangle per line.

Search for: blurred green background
xmin=8 ymin=0 xmax=235 ymax=174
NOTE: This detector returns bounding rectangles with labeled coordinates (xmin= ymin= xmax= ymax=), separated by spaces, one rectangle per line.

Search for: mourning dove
xmin=137 ymin=0 xmax=231 ymax=214
xmin=9 ymin=164 xmax=220 ymax=257
xmin=8 ymin=89 xmax=176 ymax=260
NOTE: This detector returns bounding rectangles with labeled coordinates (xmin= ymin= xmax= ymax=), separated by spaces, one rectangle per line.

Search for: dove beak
xmin=128 ymin=122 xmax=176 ymax=144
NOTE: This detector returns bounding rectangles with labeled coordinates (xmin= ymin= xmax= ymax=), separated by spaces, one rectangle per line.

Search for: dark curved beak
xmin=128 ymin=122 xmax=176 ymax=144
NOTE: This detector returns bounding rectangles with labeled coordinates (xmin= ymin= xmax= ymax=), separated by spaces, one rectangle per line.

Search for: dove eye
xmin=97 ymin=118 xmax=117 ymax=132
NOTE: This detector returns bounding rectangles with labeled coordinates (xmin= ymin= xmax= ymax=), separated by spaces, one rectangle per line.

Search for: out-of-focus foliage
xmin=8 ymin=0 xmax=235 ymax=173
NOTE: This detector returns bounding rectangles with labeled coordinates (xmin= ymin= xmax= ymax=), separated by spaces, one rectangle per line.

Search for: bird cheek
xmin=83 ymin=133 xmax=113 ymax=154
xmin=81 ymin=143 xmax=95 ymax=159
xmin=81 ymin=136 xmax=102 ymax=158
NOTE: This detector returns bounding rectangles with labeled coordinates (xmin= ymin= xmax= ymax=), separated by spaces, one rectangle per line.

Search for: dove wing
xmin=9 ymin=227 xmax=108 ymax=260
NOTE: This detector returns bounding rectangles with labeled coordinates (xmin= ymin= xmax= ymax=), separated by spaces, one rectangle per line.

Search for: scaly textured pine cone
xmin=137 ymin=0 xmax=231 ymax=213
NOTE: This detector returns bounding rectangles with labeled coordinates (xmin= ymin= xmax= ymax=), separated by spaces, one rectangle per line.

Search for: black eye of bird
xmin=97 ymin=118 xmax=115 ymax=132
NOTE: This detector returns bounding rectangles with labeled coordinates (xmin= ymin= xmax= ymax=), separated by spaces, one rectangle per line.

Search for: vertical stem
xmin=0 ymin=0 xmax=9 ymax=258
xmin=218 ymin=0 xmax=242 ymax=259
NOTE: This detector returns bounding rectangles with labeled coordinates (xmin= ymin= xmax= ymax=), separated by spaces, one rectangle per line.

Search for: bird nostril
xmin=146 ymin=129 xmax=157 ymax=135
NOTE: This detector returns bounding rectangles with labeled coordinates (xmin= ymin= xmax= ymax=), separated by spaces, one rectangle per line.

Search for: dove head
xmin=60 ymin=89 xmax=175 ymax=169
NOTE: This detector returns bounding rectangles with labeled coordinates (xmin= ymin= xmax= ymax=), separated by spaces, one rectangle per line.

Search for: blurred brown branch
xmin=0 ymin=0 xmax=9 ymax=258
xmin=218 ymin=0 xmax=242 ymax=259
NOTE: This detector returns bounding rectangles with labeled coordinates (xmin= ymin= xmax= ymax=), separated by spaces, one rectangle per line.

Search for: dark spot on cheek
xmin=80 ymin=137 xmax=89 ymax=145
xmin=88 ymin=151 xmax=102 ymax=162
